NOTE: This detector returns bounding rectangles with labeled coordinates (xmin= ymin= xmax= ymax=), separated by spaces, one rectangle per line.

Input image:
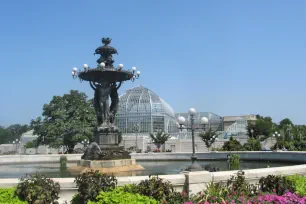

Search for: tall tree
xmin=149 ymin=131 xmax=171 ymax=151
xmin=279 ymin=118 xmax=293 ymax=130
xmin=30 ymin=90 xmax=96 ymax=153
xmin=246 ymin=116 xmax=274 ymax=138
xmin=198 ymin=128 xmax=218 ymax=150
xmin=0 ymin=126 xmax=11 ymax=144
xmin=6 ymin=124 xmax=29 ymax=141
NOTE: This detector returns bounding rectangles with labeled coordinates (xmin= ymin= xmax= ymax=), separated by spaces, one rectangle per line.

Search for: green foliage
xmin=149 ymin=131 xmax=171 ymax=150
xmin=198 ymin=128 xmax=218 ymax=149
xmin=243 ymin=138 xmax=261 ymax=151
xmin=226 ymin=170 xmax=258 ymax=197
xmin=279 ymin=118 xmax=293 ymax=130
xmin=16 ymin=174 xmax=60 ymax=204
xmin=286 ymin=175 xmax=306 ymax=196
xmin=247 ymin=116 xmax=274 ymax=138
xmin=0 ymin=124 xmax=29 ymax=145
xmin=190 ymin=182 xmax=229 ymax=203
xmin=73 ymin=170 xmax=117 ymax=203
xmin=0 ymin=188 xmax=27 ymax=204
xmin=259 ymin=175 xmax=294 ymax=195
xmin=227 ymin=154 xmax=240 ymax=165
xmin=30 ymin=90 xmax=96 ymax=153
xmin=59 ymin=156 xmax=67 ymax=168
xmin=128 ymin=176 xmax=183 ymax=203
xmin=222 ymin=137 xmax=244 ymax=151
xmin=87 ymin=187 xmax=157 ymax=204
xmin=24 ymin=141 xmax=36 ymax=149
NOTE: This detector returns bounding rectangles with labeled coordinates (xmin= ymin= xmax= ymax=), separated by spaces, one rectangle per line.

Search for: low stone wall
xmin=1 ymin=152 xmax=306 ymax=203
xmin=1 ymin=164 xmax=306 ymax=203
xmin=131 ymin=151 xmax=306 ymax=163
xmin=0 ymin=154 xmax=82 ymax=164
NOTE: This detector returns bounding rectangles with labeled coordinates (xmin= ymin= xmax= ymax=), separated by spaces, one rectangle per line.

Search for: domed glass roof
xmin=115 ymin=86 xmax=178 ymax=134
xmin=118 ymin=86 xmax=175 ymax=118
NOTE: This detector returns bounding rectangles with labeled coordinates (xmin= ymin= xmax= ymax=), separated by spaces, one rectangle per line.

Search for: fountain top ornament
xmin=72 ymin=37 xmax=140 ymax=84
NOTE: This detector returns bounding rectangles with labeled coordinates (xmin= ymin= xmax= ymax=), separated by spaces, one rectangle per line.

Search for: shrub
xmin=130 ymin=176 xmax=182 ymax=203
xmin=60 ymin=156 xmax=67 ymax=168
xmin=0 ymin=188 xmax=27 ymax=204
xmin=190 ymin=182 xmax=229 ymax=203
xmin=88 ymin=187 xmax=158 ymax=204
xmin=286 ymin=174 xmax=306 ymax=196
xmin=259 ymin=175 xmax=293 ymax=195
xmin=222 ymin=137 xmax=244 ymax=151
xmin=243 ymin=138 xmax=261 ymax=151
xmin=73 ymin=170 xmax=117 ymax=203
xmin=204 ymin=164 xmax=220 ymax=172
xmin=226 ymin=170 xmax=258 ymax=197
xmin=16 ymin=174 xmax=60 ymax=204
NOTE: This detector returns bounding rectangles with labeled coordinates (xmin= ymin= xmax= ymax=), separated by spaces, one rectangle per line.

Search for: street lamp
xmin=272 ymin=131 xmax=281 ymax=150
xmin=177 ymin=108 xmax=208 ymax=171
xmin=81 ymin=139 xmax=90 ymax=148
xmin=251 ymin=129 xmax=254 ymax=138
xmin=12 ymin=139 xmax=20 ymax=153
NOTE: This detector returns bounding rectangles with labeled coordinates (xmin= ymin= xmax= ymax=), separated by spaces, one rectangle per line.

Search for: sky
xmin=0 ymin=0 xmax=305 ymax=126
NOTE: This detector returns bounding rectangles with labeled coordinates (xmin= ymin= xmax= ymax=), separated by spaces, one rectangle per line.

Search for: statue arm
xmin=116 ymin=82 xmax=122 ymax=90
xmin=89 ymin=82 xmax=96 ymax=90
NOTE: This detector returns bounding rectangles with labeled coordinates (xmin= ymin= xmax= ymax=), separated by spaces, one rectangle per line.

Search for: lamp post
xmin=251 ymin=129 xmax=254 ymax=138
xmin=12 ymin=139 xmax=20 ymax=154
xmin=177 ymin=108 xmax=209 ymax=171
xmin=81 ymin=139 xmax=90 ymax=149
xmin=272 ymin=131 xmax=281 ymax=150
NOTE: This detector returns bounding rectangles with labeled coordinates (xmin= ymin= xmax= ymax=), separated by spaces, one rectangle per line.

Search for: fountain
xmin=68 ymin=37 xmax=143 ymax=174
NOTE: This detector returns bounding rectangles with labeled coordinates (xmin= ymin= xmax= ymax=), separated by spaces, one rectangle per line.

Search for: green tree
xmin=199 ymin=128 xmax=218 ymax=150
xmin=222 ymin=136 xmax=244 ymax=151
xmin=24 ymin=141 xmax=36 ymax=149
xmin=0 ymin=126 xmax=11 ymax=144
xmin=279 ymin=118 xmax=293 ymax=130
xmin=30 ymin=90 xmax=96 ymax=153
xmin=243 ymin=138 xmax=261 ymax=151
xmin=149 ymin=131 xmax=171 ymax=151
xmin=246 ymin=116 xmax=274 ymax=138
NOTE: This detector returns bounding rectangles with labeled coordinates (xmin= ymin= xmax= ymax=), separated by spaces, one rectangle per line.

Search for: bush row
xmin=2 ymin=170 xmax=306 ymax=203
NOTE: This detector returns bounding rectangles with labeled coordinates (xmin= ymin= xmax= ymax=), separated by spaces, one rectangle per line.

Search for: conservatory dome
xmin=115 ymin=86 xmax=178 ymax=134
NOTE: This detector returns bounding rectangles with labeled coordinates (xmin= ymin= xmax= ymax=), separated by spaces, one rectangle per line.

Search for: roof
xmin=223 ymin=115 xmax=257 ymax=122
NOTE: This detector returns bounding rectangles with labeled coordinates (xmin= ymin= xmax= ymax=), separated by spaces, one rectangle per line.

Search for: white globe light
xmin=72 ymin=71 xmax=75 ymax=76
xmin=275 ymin=131 xmax=278 ymax=134
xmin=72 ymin=67 xmax=78 ymax=72
xmin=136 ymin=71 xmax=140 ymax=75
xmin=278 ymin=134 xmax=281 ymax=137
xmin=83 ymin=64 xmax=88 ymax=69
xmin=132 ymin=67 xmax=137 ymax=72
xmin=201 ymin=117 xmax=209 ymax=125
xmin=177 ymin=116 xmax=186 ymax=125
xmin=99 ymin=62 xmax=105 ymax=68
xmin=118 ymin=64 xmax=124 ymax=68
xmin=215 ymin=138 xmax=219 ymax=141
xmin=188 ymin=108 xmax=197 ymax=116
xmin=13 ymin=141 xmax=15 ymax=144
xmin=272 ymin=134 xmax=275 ymax=137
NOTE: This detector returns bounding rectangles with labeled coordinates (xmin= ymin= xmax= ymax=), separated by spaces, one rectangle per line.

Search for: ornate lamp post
xmin=12 ymin=139 xmax=20 ymax=153
xmin=81 ymin=139 xmax=90 ymax=148
xmin=72 ymin=37 xmax=140 ymax=160
xmin=273 ymin=131 xmax=281 ymax=150
xmin=177 ymin=108 xmax=209 ymax=171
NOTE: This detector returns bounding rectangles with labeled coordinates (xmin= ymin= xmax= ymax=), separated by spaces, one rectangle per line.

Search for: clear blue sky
xmin=0 ymin=0 xmax=305 ymax=126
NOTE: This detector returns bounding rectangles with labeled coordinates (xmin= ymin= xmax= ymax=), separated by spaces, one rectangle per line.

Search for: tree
xmin=24 ymin=141 xmax=36 ymax=149
xmin=243 ymin=138 xmax=261 ymax=151
xmin=6 ymin=124 xmax=29 ymax=140
xmin=0 ymin=126 xmax=11 ymax=144
xmin=279 ymin=118 xmax=293 ymax=130
xmin=246 ymin=116 xmax=274 ymax=138
xmin=222 ymin=136 xmax=244 ymax=151
xmin=149 ymin=131 xmax=171 ymax=151
xmin=198 ymin=128 xmax=218 ymax=150
xmin=30 ymin=90 xmax=96 ymax=153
